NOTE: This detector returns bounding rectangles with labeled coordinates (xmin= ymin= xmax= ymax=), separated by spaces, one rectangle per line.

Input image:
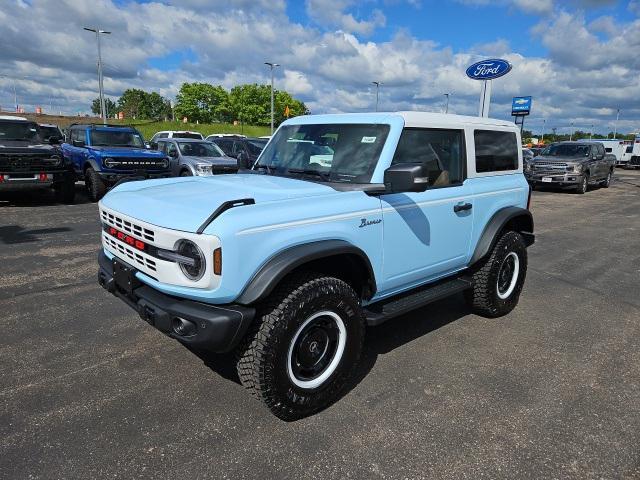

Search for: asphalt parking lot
xmin=1 ymin=170 xmax=639 ymax=479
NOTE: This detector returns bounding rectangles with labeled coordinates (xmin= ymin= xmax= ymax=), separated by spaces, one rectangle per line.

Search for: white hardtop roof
xmin=285 ymin=111 xmax=515 ymax=129
xmin=0 ymin=115 xmax=28 ymax=121
xmin=397 ymin=111 xmax=515 ymax=129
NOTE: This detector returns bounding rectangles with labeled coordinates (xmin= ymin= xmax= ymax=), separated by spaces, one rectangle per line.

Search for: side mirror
xmin=169 ymin=150 xmax=178 ymax=158
xmin=72 ymin=139 xmax=85 ymax=147
xmin=383 ymin=164 xmax=429 ymax=193
xmin=237 ymin=153 xmax=251 ymax=169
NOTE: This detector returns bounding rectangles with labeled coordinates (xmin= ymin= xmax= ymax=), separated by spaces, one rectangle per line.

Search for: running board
xmin=363 ymin=277 xmax=473 ymax=326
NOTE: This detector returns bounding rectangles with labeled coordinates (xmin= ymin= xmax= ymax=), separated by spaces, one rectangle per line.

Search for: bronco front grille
xmin=0 ymin=153 xmax=61 ymax=171
xmin=101 ymin=210 xmax=155 ymax=242
xmin=104 ymin=235 xmax=157 ymax=272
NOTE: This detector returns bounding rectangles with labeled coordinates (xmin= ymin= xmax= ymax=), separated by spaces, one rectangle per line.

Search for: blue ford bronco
xmin=62 ymin=123 xmax=171 ymax=201
xmin=97 ymin=112 xmax=534 ymax=420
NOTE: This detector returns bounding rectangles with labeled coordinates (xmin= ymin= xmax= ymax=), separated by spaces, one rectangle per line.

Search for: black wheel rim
xmin=290 ymin=314 xmax=341 ymax=383
xmin=498 ymin=255 xmax=516 ymax=295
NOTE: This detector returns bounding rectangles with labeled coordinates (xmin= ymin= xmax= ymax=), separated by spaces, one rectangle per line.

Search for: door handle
xmin=454 ymin=202 xmax=472 ymax=213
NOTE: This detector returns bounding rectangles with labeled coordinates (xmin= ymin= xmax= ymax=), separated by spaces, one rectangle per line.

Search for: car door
xmin=380 ymin=127 xmax=473 ymax=292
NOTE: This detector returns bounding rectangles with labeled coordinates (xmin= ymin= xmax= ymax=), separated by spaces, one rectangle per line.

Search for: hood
xmin=183 ymin=155 xmax=238 ymax=167
xmin=101 ymin=173 xmax=337 ymax=233
xmin=87 ymin=145 xmax=166 ymax=157
xmin=0 ymin=141 xmax=57 ymax=154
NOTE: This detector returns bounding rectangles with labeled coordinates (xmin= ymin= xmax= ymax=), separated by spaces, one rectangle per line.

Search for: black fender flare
xmin=469 ymin=207 xmax=534 ymax=266
xmin=83 ymin=157 xmax=102 ymax=173
xmin=235 ymin=240 xmax=376 ymax=305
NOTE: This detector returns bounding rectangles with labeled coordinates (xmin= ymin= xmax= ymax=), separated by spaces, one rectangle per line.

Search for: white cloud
xmin=305 ymin=0 xmax=386 ymax=36
xmin=0 ymin=0 xmax=638 ymax=134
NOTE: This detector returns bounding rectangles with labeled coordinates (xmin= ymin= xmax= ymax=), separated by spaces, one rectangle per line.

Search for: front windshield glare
xmin=0 ymin=122 xmax=41 ymax=141
xmin=178 ymin=141 xmax=224 ymax=157
xmin=90 ymin=130 xmax=144 ymax=147
xmin=543 ymin=144 xmax=590 ymax=157
xmin=255 ymin=123 xmax=390 ymax=183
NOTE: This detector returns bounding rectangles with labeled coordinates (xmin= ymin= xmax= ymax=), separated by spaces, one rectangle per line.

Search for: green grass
xmin=9 ymin=113 xmax=271 ymax=140
xmin=112 ymin=120 xmax=271 ymax=140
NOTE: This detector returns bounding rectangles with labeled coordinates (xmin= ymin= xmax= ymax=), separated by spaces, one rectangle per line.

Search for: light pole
xmin=371 ymin=81 xmax=382 ymax=112
xmin=264 ymin=62 xmax=280 ymax=135
xmin=541 ymin=119 xmax=546 ymax=143
xmin=590 ymin=124 xmax=594 ymax=140
xmin=0 ymin=75 xmax=29 ymax=112
xmin=613 ymin=108 xmax=620 ymax=139
xmin=569 ymin=122 xmax=574 ymax=141
xmin=84 ymin=27 xmax=111 ymax=125
xmin=444 ymin=93 xmax=450 ymax=114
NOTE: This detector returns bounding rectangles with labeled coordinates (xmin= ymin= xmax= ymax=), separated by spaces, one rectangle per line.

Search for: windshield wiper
xmin=254 ymin=164 xmax=272 ymax=174
xmin=287 ymin=168 xmax=331 ymax=181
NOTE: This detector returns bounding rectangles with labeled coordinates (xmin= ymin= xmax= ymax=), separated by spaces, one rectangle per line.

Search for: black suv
xmin=207 ymin=135 xmax=267 ymax=168
xmin=0 ymin=117 xmax=75 ymax=203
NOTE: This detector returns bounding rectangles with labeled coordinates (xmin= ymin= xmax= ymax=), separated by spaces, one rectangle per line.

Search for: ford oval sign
xmin=466 ymin=59 xmax=512 ymax=80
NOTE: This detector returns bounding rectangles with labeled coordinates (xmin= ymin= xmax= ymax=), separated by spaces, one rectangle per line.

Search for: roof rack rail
xmin=68 ymin=123 xmax=136 ymax=129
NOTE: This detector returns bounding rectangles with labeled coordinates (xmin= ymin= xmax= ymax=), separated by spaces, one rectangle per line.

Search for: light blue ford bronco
xmin=97 ymin=112 xmax=534 ymax=420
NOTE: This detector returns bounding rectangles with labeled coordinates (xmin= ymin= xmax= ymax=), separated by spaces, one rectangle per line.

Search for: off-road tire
xmin=85 ymin=167 xmax=107 ymax=202
xmin=180 ymin=169 xmax=192 ymax=177
xmin=576 ymin=173 xmax=589 ymax=194
xmin=236 ymin=272 xmax=365 ymax=421
xmin=54 ymin=177 xmax=75 ymax=204
xmin=465 ymin=231 xmax=527 ymax=318
xmin=600 ymin=170 xmax=612 ymax=188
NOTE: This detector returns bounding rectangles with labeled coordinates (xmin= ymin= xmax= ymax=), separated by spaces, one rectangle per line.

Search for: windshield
xmin=255 ymin=123 xmax=390 ymax=183
xmin=173 ymin=132 xmax=202 ymax=139
xmin=247 ymin=139 xmax=267 ymax=155
xmin=542 ymin=144 xmax=591 ymax=157
xmin=177 ymin=141 xmax=224 ymax=157
xmin=90 ymin=129 xmax=145 ymax=147
xmin=0 ymin=121 xmax=41 ymax=141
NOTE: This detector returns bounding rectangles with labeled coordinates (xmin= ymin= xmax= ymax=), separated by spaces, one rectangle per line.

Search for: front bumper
xmin=525 ymin=172 xmax=585 ymax=186
xmin=98 ymin=171 xmax=172 ymax=184
xmin=97 ymin=250 xmax=255 ymax=352
xmin=0 ymin=171 xmax=69 ymax=191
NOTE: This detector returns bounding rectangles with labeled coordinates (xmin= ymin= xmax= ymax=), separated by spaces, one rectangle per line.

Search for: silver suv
xmin=157 ymin=138 xmax=237 ymax=177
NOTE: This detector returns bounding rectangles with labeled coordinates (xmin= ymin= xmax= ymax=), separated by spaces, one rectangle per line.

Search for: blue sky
xmin=1 ymin=0 xmax=639 ymax=134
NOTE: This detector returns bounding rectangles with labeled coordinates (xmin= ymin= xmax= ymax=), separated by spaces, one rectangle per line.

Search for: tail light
xmin=39 ymin=172 xmax=48 ymax=182
xmin=0 ymin=174 xmax=4 ymax=183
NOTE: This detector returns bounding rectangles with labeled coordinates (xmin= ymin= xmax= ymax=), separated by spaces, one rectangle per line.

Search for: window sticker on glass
xmin=361 ymin=136 xmax=377 ymax=143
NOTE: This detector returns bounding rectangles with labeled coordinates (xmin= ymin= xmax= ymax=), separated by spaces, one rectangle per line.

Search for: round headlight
xmin=162 ymin=158 xmax=170 ymax=168
xmin=175 ymin=239 xmax=206 ymax=281
xmin=103 ymin=157 xmax=117 ymax=168
xmin=49 ymin=154 xmax=62 ymax=166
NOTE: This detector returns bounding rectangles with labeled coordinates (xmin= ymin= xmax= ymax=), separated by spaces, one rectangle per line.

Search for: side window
xmin=216 ymin=140 xmax=233 ymax=155
xmin=605 ymin=148 xmax=612 ymax=153
xmin=598 ymin=144 xmax=605 ymax=156
xmin=71 ymin=128 xmax=84 ymax=144
xmin=159 ymin=133 xmax=169 ymax=139
xmin=474 ymin=130 xmax=518 ymax=173
xmin=233 ymin=141 xmax=245 ymax=156
xmin=157 ymin=142 xmax=167 ymax=154
xmin=391 ymin=128 xmax=465 ymax=187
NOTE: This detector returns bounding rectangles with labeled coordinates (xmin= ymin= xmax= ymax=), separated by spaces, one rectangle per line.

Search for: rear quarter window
xmin=474 ymin=130 xmax=518 ymax=173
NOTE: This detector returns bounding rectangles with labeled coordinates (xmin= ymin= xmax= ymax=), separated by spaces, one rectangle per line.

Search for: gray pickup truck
xmin=524 ymin=141 xmax=615 ymax=194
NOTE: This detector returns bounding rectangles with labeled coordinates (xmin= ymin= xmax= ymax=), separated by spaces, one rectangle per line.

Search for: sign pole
xmin=478 ymin=80 xmax=492 ymax=118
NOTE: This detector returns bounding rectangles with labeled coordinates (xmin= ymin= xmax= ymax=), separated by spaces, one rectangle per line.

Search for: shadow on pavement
xmin=0 ymin=225 xmax=72 ymax=244
xmin=0 ymin=184 xmax=91 ymax=207
xmin=190 ymin=294 xmax=469 ymax=414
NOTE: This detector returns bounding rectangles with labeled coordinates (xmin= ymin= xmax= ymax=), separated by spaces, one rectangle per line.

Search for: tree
xmin=274 ymin=90 xmax=308 ymax=125
xmin=174 ymin=83 xmax=229 ymax=123
xmin=117 ymin=89 xmax=148 ymax=119
xmin=91 ymin=97 xmax=117 ymax=117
